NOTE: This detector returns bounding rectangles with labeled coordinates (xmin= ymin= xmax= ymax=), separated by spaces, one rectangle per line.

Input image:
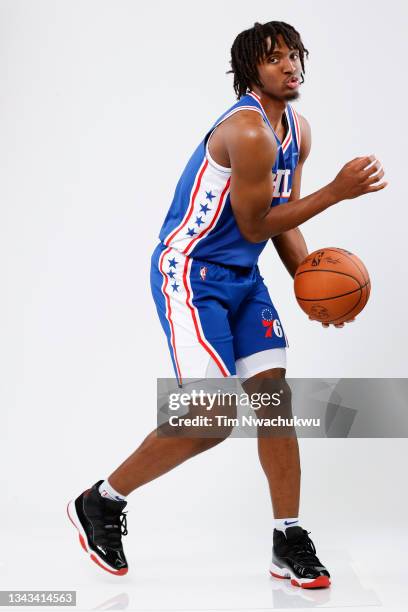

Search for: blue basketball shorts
xmin=150 ymin=243 xmax=288 ymax=383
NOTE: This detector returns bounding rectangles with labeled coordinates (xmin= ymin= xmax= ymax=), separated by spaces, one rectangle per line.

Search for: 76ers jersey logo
xmin=200 ymin=266 xmax=208 ymax=281
xmin=261 ymin=308 xmax=284 ymax=338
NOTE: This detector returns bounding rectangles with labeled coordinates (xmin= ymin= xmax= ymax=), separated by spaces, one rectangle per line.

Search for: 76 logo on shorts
xmin=261 ymin=308 xmax=283 ymax=338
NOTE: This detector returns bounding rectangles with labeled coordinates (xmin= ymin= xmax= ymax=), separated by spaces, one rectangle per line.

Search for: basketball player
xmin=67 ymin=22 xmax=386 ymax=587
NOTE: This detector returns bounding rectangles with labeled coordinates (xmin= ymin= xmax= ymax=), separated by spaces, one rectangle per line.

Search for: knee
xmin=243 ymin=372 xmax=292 ymax=416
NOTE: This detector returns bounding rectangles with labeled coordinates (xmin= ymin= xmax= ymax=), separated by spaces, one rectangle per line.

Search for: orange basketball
xmin=294 ymin=248 xmax=371 ymax=325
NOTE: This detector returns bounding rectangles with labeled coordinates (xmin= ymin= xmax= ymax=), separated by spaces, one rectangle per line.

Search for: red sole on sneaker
xmin=269 ymin=570 xmax=330 ymax=589
xmin=292 ymin=575 xmax=331 ymax=589
xmin=66 ymin=501 xmax=128 ymax=576
xmin=270 ymin=571 xmax=288 ymax=579
xmin=78 ymin=533 xmax=87 ymax=553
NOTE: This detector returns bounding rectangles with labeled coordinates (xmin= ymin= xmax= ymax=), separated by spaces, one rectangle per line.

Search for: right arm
xmin=226 ymin=113 xmax=386 ymax=243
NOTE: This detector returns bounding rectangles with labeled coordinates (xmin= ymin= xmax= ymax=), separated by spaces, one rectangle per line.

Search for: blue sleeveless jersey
xmin=158 ymin=91 xmax=301 ymax=268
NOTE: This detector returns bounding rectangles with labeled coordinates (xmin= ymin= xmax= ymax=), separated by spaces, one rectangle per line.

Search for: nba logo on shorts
xmin=200 ymin=266 xmax=208 ymax=281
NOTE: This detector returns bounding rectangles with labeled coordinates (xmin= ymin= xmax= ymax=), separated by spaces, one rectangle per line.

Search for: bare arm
xmin=272 ymin=115 xmax=311 ymax=278
xmin=226 ymin=111 xmax=278 ymax=243
xmin=273 ymin=227 xmax=308 ymax=278
xmin=227 ymin=112 xmax=386 ymax=243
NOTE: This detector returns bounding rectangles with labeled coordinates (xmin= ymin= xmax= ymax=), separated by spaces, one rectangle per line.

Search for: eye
xmin=291 ymin=52 xmax=300 ymax=60
xmin=268 ymin=57 xmax=279 ymax=64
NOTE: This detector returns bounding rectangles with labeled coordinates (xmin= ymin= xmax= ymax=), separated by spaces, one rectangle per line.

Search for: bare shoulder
xmin=296 ymin=113 xmax=311 ymax=162
xmin=209 ymin=109 xmax=276 ymax=170
xmin=222 ymin=110 xmax=277 ymax=165
xmin=297 ymin=113 xmax=311 ymax=139
xmin=222 ymin=109 xmax=272 ymax=141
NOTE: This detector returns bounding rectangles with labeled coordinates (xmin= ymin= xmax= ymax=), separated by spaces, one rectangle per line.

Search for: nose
xmin=282 ymin=57 xmax=296 ymax=73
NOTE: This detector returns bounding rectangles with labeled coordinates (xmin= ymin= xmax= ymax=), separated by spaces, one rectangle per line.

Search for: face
xmin=256 ymin=35 xmax=302 ymax=101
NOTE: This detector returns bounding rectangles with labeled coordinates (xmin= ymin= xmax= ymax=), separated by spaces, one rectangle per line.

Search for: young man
xmin=67 ymin=21 xmax=386 ymax=587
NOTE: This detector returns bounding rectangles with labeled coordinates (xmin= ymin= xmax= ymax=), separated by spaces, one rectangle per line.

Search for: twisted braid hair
xmin=228 ymin=21 xmax=309 ymax=99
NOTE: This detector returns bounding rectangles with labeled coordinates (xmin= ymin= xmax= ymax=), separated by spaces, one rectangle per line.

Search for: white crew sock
xmin=98 ymin=479 xmax=127 ymax=502
xmin=274 ymin=517 xmax=300 ymax=532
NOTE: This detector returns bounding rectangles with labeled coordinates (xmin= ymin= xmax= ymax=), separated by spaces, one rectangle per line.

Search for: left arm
xmin=272 ymin=114 xmax=311 ymax=278
xmin=274 ymin=117 xmax=353 ymax=329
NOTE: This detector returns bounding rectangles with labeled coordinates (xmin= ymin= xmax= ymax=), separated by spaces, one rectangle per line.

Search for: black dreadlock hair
xmin=228 ymin=21 xmax=309 ymax=99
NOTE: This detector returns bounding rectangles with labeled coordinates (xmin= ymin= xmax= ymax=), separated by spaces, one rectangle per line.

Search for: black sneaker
xmin=270 ymin=526 xmax=330 ymax=589
xmin=67 ymin=480 xmax=128 ymax=575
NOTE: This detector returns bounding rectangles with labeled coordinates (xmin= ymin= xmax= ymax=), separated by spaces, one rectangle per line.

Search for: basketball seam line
xmin=296 ymin=281 xmax=370 ymax=302
xmin=322 ymin=248 xmax=370 ymax=284
xmin=331 ymin=285 xmax=364 ymax=323
xmin=295 ymin=268 xmax=364 ymax=287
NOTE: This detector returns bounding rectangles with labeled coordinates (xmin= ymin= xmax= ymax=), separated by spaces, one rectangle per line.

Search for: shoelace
xmin=104 ymin=511 xmax=128 ymax=534
xmin=289 ymin=532 xmax=321 ymax=565
xmin=95 ymin=511 xmax=128 ymax=548
xmin=119 ymin=511 xmax=128 ymax=536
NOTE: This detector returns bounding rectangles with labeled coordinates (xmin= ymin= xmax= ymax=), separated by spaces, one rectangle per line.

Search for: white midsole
xmin=270 ymin=561 xmax=321 ymax=584
xmin=67 ymin=499 xmax=117 ymax=573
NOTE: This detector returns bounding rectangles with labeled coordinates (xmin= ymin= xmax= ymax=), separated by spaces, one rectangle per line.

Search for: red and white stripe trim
xmin=248 ymin=91 xmax=261 ymax=103
xmin=164 ymin=158 xmax=209 ymax=247
xmin=281 ymin=107 xmax=293 ymax=152
xmin=248 ymin=91 xmax=293 ymax=152
xmin=182 ymin=257 xmax=230 ymax=376
xmin=183 ymin=177 xmax=230 ymax=255
xmin=291 ymin=105 xmax=302 ymax=151
xmin=159 ymin=246 xmax=183 ymax=383
xmin=158 ymin=247 xmax=230 ymax=381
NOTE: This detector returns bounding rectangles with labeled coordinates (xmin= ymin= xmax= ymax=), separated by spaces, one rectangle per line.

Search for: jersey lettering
xmin=272 ymin=169 xmax=292 ymax=198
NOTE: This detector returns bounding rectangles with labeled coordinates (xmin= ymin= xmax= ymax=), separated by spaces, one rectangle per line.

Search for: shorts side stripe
xmin=158 ymin=246 xmax=183 ymax=383
xmin=182 ymin=256 xmax=230 ymax=377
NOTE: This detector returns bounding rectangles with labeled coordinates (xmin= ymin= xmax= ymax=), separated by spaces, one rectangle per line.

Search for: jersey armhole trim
xmin=205 ymin=106 xmax=264 ymax=174
xmin=290 ymin=105 xmax=302 ymax=152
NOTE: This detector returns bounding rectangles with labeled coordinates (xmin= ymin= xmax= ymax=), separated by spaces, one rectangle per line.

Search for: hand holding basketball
xmin=328 ymin=155 xmax=387 ymax=202
xmin=294 ymin=248 xmax=371 ymax=326
xmin=308 ymin=315 xmax=355 ymax=329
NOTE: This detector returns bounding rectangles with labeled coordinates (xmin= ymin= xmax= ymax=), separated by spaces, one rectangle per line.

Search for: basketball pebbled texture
xmin=294 ymin=248 xmax=371 ymax=325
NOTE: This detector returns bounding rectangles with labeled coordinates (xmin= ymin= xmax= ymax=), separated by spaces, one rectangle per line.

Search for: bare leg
xmin=108 ymin=432 xmax=224 ymax=496
xmin=108 ymin=398 xmax=236 ymax=496
xmin=243 ymin=368 xmax=301 ymax=518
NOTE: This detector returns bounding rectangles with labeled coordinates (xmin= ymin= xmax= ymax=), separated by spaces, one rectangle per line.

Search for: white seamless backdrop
xmin=1 ymin=1 xmax=407 ymax=609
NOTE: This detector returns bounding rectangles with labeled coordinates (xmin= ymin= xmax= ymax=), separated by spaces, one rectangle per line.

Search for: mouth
xmin=285 ymin=76 xmax=300 ymax=90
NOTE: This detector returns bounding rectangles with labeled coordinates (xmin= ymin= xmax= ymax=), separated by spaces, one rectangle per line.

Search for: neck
xmin=250 ymin=88 xmax=287 ymax=132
